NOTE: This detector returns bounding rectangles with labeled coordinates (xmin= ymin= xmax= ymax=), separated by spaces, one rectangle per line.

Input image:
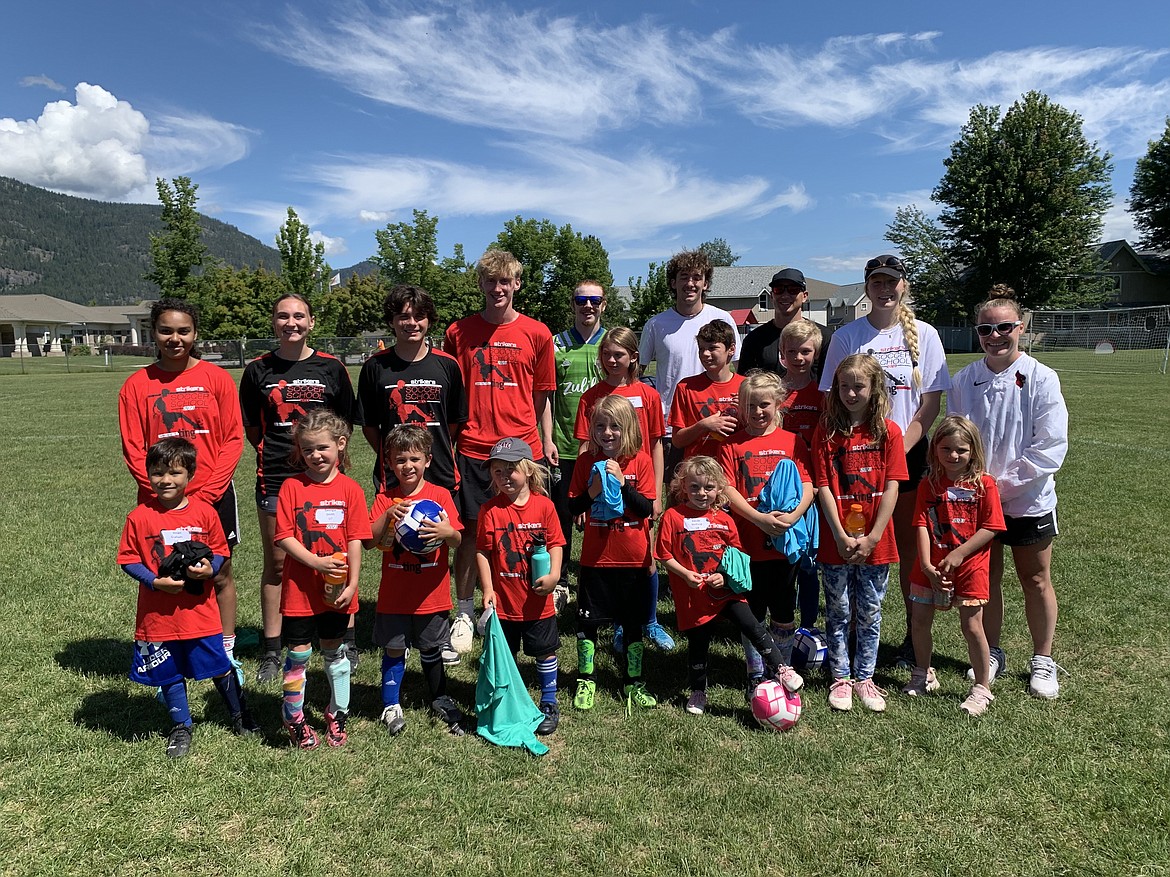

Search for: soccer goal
xmin=1027 ymin=304 xmax=1170 ymax=375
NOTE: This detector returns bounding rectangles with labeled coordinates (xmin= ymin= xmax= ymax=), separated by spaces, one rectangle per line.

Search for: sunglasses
xmin=864 ymin=255 xmax=906 ymax=275
xmin=975 ymin=321 xmax=1022 ymax=337
xmin=573 ymin=295 xmax=603 ymax=305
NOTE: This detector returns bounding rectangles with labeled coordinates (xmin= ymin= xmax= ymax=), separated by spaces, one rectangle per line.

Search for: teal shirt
xmin=553 ymin=325 xmax=605 ymax=460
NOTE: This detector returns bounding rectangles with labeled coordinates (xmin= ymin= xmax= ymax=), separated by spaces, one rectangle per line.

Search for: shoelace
xmin=1030 ymin=658 xmax=1068 ymax=679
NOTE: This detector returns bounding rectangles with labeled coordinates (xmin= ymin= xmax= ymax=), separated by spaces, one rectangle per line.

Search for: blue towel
xmin=755 ymin=458 xmax=819 ymax=563
xmin=474 ymin=610 xmax=549 ymax=756
xmin=590 ymin=460 xmax=624 ymax=521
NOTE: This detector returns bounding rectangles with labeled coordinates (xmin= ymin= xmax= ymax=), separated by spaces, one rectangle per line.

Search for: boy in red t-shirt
xmin=669 ymin=320 xmax=744 ymax=463
xmin=367 ymin=425 xmax=465 ymax=737
xmin=118 ymin=438 xmax=258 ymax=759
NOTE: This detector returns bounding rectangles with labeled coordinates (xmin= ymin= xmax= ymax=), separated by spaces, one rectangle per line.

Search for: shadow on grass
xmin=55 ymin=637 xmax=132 ymax=678
xmin=74 ymin=688 xmax=166 ymax=742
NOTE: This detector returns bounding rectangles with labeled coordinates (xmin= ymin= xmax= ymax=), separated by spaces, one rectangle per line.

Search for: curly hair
xmin=821 ymin=354 xmax=891 ymax=442
xmin=668 ymin=455 xmax=730 ymax=509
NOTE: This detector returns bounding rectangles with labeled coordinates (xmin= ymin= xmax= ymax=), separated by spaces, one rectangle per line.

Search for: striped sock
xmin=536 ymin=655 xmax=558 ymax=705
xmin=322 ymin=645 xmax=350 ymax=714
xmin=282 ymin=647 xmax=312 ymax=723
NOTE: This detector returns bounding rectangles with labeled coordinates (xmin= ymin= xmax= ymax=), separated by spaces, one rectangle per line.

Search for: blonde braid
xmin=896 ymin=300 xmax=922 ymax=389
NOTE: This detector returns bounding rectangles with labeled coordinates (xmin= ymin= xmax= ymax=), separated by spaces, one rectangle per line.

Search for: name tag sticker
xmin=683 ymin=516 xmax=710 ymax=532
xmin=315 ymin=508 xmax=345 ymax=526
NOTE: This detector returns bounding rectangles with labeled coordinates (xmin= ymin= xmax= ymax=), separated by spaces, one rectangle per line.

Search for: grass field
xmin=1 ymin=359 xmax=1168 ymax=876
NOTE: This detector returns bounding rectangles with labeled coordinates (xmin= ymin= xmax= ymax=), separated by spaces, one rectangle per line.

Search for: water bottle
xmin=322 ymin=551 xmax=348 ymax=603
xmin=843 ymin=504 xmax=867 ymax=537
xmin=528 ymin=535 xmax=551 ymax=589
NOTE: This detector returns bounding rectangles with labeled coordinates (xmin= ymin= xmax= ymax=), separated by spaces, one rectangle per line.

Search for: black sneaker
xmin=256 ymin=653 xmax=281 ymax=684
xmin=231 ymin=710 xmax=261 ymax=737
xmin=536 ymin=701 xmax=560 ymax=736
xmin=431 ymin=696 xmax=467 ymax=736
xmin=165 ymin=723 xmax=193 ymax=759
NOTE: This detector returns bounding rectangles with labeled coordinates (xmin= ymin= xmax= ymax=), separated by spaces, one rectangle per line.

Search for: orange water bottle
xmin=323 ymin=551 xmax=348 ymax=603
xmin=843 ymin=504 xmax=866 ymax=537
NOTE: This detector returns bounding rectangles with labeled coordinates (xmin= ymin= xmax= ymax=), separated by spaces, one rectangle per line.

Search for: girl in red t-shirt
xmin=902 ymin=416 xmax=1006 ymax=716
xmin=568 ymin=395 xmax=657 ymax=712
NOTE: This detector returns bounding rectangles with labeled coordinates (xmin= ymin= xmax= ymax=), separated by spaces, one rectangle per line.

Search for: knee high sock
xmin=381 ymin=651 xmax=406 ymax=708
xmin=688 ymin=629 xmax=712 ymax=692
xmin=577 ymin=628 xmax=597 ymax=681
xmin=161 ymin=680 xmax=192 ymax=728
xmin=282 ymin=647 xmax=312 ymax=723
xmin=626 ymin=641 xmax=644 ymax=687
xmin=535 ymin=656 xmax=558 ymax=705
xmin=322 ymin=645 xmax=350 ymax=715
xmin=212 ymin=672 xmax=244 ymax=717
xmin=419 ymin=648 xmax=446 ymax=702
xmin=646 ymin=569 xmax=661 ymax=626
xmin=222 ymin=633 xmax=237 ymax=663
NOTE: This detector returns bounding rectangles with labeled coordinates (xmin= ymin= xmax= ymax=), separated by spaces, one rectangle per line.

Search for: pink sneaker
xmin=961 ymin=684 xmax=995 ymax=717
xmin=853 ymin=679 xmax=888 ymax=712
xmin=284 ymin=716 xmax=319 ymax=750
xmin=324 ymin=710 xmax=348 ymax=747
xmin=774 ymin=663 xmax=804 ymax=693
xmin=828 ymin=677 xmax=853 ymax=711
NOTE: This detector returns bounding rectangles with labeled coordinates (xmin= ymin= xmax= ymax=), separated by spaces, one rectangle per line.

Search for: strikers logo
xmin=150 ymin=387 xmax=211 ymax=440
xmin=386 ymin=379 xmax=441 ymax=427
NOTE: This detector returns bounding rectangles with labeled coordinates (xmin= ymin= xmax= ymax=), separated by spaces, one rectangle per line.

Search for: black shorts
xmin=255 ymin=487 xmax=278 ymax=515
xmin=498 ymin=615 xmax=560 ymax=658
xmin=456 ymin=455 xmax=494 ymax=522
xmin=997 ymin=511 xmax=1058 ymax=547
xmin=373 ymin=612 xmax=450 ymax=651
xmin=899 ymin=437 xmax=929 ymax=492
xmin=213 ymin=481 xmax=241 ymax=548
xmin=282 ymin=611 xmax=350 ymax=646
xmin=577 ymin=566 xmax=648 ymax=629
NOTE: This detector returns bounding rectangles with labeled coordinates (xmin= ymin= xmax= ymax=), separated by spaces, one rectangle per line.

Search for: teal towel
xmin=475 ymin=610 xmax=549 ymax=756
xmin=718 ymin=545 xmax=753 ymax=593
xmin=590 ymin=460 xmax=624 ymax=520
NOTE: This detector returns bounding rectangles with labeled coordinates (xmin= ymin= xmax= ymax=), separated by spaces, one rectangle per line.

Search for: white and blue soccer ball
xmin=394 ymin=499 xmax=445 ymax=555
xmin=750 ymin=679 xmax=802 ymax=731
xmin=792 ymin=627 xmax=828 ymax=672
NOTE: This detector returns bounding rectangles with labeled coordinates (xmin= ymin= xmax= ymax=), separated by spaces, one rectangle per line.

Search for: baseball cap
xmin=769 ymin=268 xmax=806 ymax=290
xmin=488 ymin=437 xmax=534 ymax=463
xmin=864 ymin=254 xmax=906 ymax=280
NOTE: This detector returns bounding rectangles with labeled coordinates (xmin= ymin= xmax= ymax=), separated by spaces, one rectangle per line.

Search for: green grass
xmin=1 ymin=363 xmax=1168 ymax=876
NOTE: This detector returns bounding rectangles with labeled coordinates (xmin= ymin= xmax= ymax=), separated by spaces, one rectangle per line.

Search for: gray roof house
xmin=0 ymin=294 xmax=148 ymax=356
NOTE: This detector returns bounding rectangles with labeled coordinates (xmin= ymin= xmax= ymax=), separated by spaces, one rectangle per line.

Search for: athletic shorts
xmin=909 ymin=582 xmax=989 ymax=607
xmin=498 ymin=615 xmax=560 ymax=658
xmin=900 ymin=437 xmax=929 ymax=492
xmin=997 ymin=510 xmax=1058 ymax=547
xmin=456 ymin=455 xmax=494 ymax=522
xmin=213 ymin=481 xmax=241 ymax=547
xmin=129 ymin=634 xmax=231 ymax=687
xmin=256 ymin=490 xmax=279 ymax=515
xmin=281 ymin=611 xmax=350 ymax=646
xmin=577 ymin=566 xmax=648 ymax=628
xmin=373 ymin=612 xmax=450 ymax=652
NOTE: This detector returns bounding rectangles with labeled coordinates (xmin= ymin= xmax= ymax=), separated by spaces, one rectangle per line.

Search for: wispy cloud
xmin=19 ymin=74 xmax=65 ymax=92
xmin=148 ymin=112 xmax=253 ymax=177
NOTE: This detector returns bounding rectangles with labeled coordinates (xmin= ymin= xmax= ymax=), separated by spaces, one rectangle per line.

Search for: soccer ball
xmin=394 ymin=499 xmax=445 ymax=555
xmin=750 ymin=679 xmax=802 ymax=731
xmin=792 ymin=627 xmax=828 ymax=672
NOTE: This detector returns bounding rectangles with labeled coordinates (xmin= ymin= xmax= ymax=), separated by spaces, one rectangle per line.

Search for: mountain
xmin=0 ymin=176 xmax=282 ymax=306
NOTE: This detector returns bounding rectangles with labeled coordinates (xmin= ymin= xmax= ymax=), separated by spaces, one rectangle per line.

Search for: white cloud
xmin=148 ymin=112 xmax=252 ymax=177
xmin=311 ymin=230 xmax=346 ymax=256
xmin=807 ymin=254 xmax=874 ymax=275
xmin=1099 ymin=199 xmax=1138 ymax=245
xmin=20 ymin=74 xmax=65 ymax=92
xmin=855 ymin=189 xmax=938 ymax=216
xmin=359 ymin=209 xmax=391 ymax=223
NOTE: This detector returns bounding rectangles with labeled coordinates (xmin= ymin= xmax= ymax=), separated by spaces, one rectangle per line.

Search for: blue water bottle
xmin=528 ymin=535 xmax=550 ymax=589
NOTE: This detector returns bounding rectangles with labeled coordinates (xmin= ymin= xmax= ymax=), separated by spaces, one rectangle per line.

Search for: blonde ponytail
xmin=896 ymin=300 xmax=922 ymax=389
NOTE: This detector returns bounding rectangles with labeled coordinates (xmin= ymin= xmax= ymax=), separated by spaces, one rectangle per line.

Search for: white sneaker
xmin=440 ymin=645 xmax=460 ymax=666
xmin=960 ymin=684 xmax=995 ymax=717
xmin=450 ymin=613 xmax=474 ymax=654
xmin=1028 ymin=654 xmax=1063 ymax=700
xmin=967 ymin=647 xmax=1006 ymax=683
xmin=828 ymin=678 xmax=853 ymax=711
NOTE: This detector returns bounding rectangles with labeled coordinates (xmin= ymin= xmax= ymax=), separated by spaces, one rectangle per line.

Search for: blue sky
xmin=2 ymin=0 xmax=1168 ymax=287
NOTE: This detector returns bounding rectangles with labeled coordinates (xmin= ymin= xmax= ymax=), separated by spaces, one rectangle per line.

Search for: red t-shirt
xmin=369 ymin=482 xmax=462 ymax=615
xmin=781 ymin=382 xmax=823 ymax=450
xmin=910 ymin=474 xmax=1006 ymax=599
xmin=568 ymin=450 xmax=655 ymax=568
xmin=274 ymin=473 xmax=373 ymax=616
xmin=811 ymin=420 xmax=909 ymax=566
xmin=654 ymin=505 xmax=744 ymax=630
xmin=443 ymin=313 xmax=556 ymax=459
xmin=717 ymin=427 xmax=812 ymax=560
xmin=476 ymin=493 xmax=566 ymax=622
xmin=118 ymin=497 xmax=229 ymax=641
xmin=573 ymin=381 xmax=666 ymax=450
xmin=118 ymin=359 xmax=244 ymax=504
xmin=669 ymin=373 xmax=745 ymax=459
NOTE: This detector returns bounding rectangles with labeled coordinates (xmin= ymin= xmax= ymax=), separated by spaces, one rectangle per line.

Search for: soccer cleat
xmin=960 ymin=684 xmax=995 ymax=717
xmin=853 ymin=679 xmax=888 ymax=712
xmin=902 ymin=667 xmax=940 ymax=697
xmin=380 ymin=704 xmax=406 ymax=737
xmin=745 ymin=675 xmax=764 ymax=705
xmin=450 ymin=613 xmax=475 ymax=654
xmin=256 ymin=653 xmax=282 ymax=684
xmin=828 ymin=678 xmax=853 ymax=711
xmin=324 ymin=710 xmax=348 ymax=747
xmin=536 ymin=701 xmax=560 ymax=736
xmin=774 ymin=664 xmax=805 ymax=694
xmin=231 ymin=710 xmax=261 ymax=736
xmin=645 ymin=622 xmax=676 ymax=651
xmin=1028 ymin=654 xmax=1064 ymax=700
xmin=165 ymin=724 xmax=192 ymax=759
xmin=685 ymin=690 xmax=708 ymax=715
xmin=431 ymin=696 xmax=466 ymax=736
xmin=624 ymin=682 xmax=657 ymax=712
xmin=284 ymin=716 xmax=320 ymax=750
xmin=967 ymin=647 xmax=1007 ymax=684
xmin=573 ymin=679 xmax=596 ymax=711
xmin=612 ymin=625 xmax=625 ymax=655
xmin=440 ymin=645 xmax=461 ymax=666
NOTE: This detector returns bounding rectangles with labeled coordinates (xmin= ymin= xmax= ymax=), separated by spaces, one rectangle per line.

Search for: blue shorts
xmin=129 ymin=634 xmax=231 ymax=687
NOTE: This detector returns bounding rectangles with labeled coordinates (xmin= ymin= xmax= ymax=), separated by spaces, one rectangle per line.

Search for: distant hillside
xmin=0 ymin=176 xmax=282 ymax=306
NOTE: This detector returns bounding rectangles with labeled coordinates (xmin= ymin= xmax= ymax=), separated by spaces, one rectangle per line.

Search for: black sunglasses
xmin=975 ymin=321 xmax=1022 ymax=337
xmin=864 ymin=255 xmax=906 ymax=275
xmin=573 ymin=295 xmax=603 ymax=305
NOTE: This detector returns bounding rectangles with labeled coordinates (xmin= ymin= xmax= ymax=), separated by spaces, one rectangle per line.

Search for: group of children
xmin=119 ymin=285 xmax=1046 ymax=756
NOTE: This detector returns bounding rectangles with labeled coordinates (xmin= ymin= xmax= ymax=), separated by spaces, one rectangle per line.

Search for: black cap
xmin=864 ymin=255 xmax=906 ymax=280
xmin=769 ymin=268 xmax=806 ymax=290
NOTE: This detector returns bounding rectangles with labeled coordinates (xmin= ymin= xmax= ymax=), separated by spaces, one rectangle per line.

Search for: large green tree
xmin=276 ymin=207 xmax=330 ymax=301
xmin=1130 ymin=117 xmax=1170 ymax=252
xmin=316 ymin=271 xmax=388 ymax=338
xmin=933 ymin=91 xmax=1113 ymax=311
xmin=146 ymin=176 xmax=207 ymax=296
xmin=884 ymin=206 xmax=967 ymax=323
xmin=188 ymin=263 xmax=288 ymax=339
xmin=697 ymin=237 xmax=740 ymax=267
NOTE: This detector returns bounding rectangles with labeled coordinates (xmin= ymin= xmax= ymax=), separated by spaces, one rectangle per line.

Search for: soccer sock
xmin=343 ymin=626 xmax=357 ymax=651
xmin=626 ymin=641 xmax=644 ymax=686
xmin=576 ymin=634 xmax=596 ymax=680
xmin=420 ymin=648 xmax=446 ymax=701
xmin=263 ymin=636 xmax=281 ymax=655
xmin=646 ymin=569 xmax=661 ymax=625
xmin=212 ymin=672 xmax=244 ymax=717
xmin=381 ymin=651 xmax=406 ymax=708
xmin=322 ymin=645 xmax=351 ymax=714
xmin=282 ymin=647 xmax=312 ymax=723
xmin=160 ymin=680 xmax=192 ymax=728
xmin=536 ymin=656 xmax=558 ymax=705
xmin=222 ymin=633 xmax=236 ymax=662
xmin=457 ymin=597 xmax=474 ymax=619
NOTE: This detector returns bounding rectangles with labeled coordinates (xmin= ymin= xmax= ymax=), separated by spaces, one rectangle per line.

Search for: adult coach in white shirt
xmin=639 ymin=249 xmax=739 ymax=477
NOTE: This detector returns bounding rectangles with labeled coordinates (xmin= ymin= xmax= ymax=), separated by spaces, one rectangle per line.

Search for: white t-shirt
xmin=947 ymin=353 xmax=1068 ymax=518
xmin=819 ymin=317 xmax=950 ymax=434
xmin=639 ymin=303 xmax=740 ymax=431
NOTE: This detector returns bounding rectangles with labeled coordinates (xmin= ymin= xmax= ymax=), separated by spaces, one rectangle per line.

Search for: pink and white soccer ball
xmin=750 ymin=679 xmax=802 ymax=731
